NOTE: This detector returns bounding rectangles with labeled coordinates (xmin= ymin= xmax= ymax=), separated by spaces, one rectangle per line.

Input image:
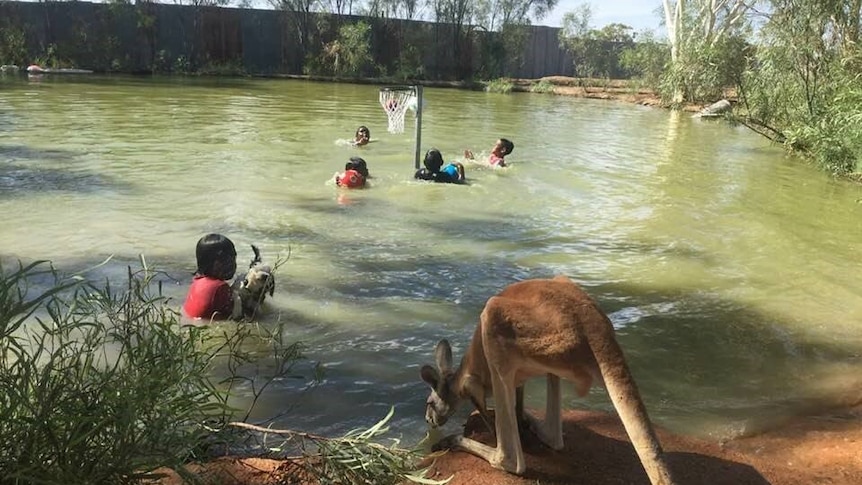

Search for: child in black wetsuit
xmin=414 ymin=149 xmax=465 ymax=184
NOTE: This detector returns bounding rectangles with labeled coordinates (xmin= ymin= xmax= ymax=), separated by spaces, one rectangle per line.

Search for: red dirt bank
xmin=154 ymin=401 xmax=862 ymax=485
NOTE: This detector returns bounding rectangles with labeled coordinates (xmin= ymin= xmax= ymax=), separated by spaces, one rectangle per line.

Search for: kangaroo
xmin=420 ymin=276 xmax=676 ymax=485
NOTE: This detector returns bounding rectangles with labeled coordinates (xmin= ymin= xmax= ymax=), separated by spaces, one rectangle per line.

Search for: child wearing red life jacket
xmin=183 ymin=233 xmax=241 ymax=321
xmin=335 ymin=156 xmax=369 ymax=189
xmin=464 ymin=138 xmax=515 ymax=167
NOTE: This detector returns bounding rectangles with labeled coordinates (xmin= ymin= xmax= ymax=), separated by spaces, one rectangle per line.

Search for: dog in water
xmin=232 ymin=244 xmax=276 ymax=319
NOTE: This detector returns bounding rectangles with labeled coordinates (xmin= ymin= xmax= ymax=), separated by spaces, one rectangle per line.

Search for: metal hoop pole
xmin=413 ymin=85 xmax=423 ymax=171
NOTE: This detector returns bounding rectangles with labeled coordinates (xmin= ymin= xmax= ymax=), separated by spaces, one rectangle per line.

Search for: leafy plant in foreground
xmin=0 ymin=261 xmax=235 ymax=483
xmin=0 ymin=259 xmax=450 ymax=485
xmin=229 ymin=407 xmax=451 ymax=485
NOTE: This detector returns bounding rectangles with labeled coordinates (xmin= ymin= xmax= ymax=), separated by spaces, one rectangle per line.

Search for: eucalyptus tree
xmin=268 ymin=0 xmax=320 ymax=68
xmin=661 ymin=0 xmax=752 ymax=102
xmin=737 ymin=0 xmax=862 ymax=174
xmin=426 ymin=0 xmax=477 ymax=77
xmin=468 ymin=0 xmax=555 ymax=77
xmin=323 ymin=0 xmax=353 ymax=15
xmin=361 ymin=0 xmax=423 ymax=18
xmin=559 ymin=5 xmax=635 ymax=78
xmin=473 ymin=0 xmax=557 ymax=31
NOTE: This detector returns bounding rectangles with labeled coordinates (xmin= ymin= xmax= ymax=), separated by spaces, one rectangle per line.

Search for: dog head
xmin=244 ymin=264 xmax=275 ymax=299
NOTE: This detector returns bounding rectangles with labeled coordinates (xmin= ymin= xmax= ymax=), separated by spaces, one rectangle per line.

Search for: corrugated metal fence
xmin=0 ymin=1 xmax=575 ymax=78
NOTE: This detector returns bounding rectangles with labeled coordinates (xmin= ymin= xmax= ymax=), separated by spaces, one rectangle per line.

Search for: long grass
xmin=0 ymin=260 xmax=451 ymax=485
xmin=0 ymin=261 xmax=243 ymax=483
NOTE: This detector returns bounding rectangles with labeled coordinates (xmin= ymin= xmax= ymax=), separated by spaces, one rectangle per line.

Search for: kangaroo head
xmin=420 ymin=339 xmax=462 ymax=428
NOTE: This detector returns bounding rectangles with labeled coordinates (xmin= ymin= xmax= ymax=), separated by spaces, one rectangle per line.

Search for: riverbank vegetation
xmin=0 ymin=261 xmax=442 ymax=485
xmin=557 ymin=0 xmax=862 ymax=176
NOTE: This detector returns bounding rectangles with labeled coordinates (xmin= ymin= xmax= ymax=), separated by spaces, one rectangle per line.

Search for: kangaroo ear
xmin=435 ymin=339 xmax=453 ymax=373
xmin=420 ymin=365 xmax=440 ymax=388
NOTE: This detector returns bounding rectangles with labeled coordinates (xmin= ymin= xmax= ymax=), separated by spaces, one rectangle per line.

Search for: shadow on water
xmin=0 ymin=144 xmax=79 ymax=162
xmin=0 ymin=144 xmax=135 ymax=197
xmin=3 ymin=187 xmax=861 ymax=442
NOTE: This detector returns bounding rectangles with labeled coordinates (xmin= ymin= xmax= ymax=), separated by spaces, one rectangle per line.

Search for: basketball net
xmin=379 ymin=87 xmax=417 ymax=134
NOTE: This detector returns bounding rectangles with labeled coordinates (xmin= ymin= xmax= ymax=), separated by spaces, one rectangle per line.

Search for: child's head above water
xmin=347 ymin=156 xmax=369 ymax=178
xmin=423 ymin=148 xmax=444 ymax=172
xmin=355 ymin=125 xmax=370 ymax=140
xmin=195 ymin=233 xmax=237 ymax=280
xmin=495 ymin=138 xmax=514 ymax=156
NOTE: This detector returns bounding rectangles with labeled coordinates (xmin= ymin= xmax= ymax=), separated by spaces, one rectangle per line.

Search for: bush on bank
xmin=0 ymin=260 xmax=439 ymax=485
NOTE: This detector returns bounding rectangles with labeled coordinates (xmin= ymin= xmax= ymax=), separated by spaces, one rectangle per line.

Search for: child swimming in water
xmin=464 ymin=138 xmax=514 ymax=167
xmin=335 ymin=156 xmax=369 ymax=188
xmin=352 ymin=126 xmax=370 ymax=146
xmin=414 ymin=149 xmax=465 ymax=184
xmin=183 ymin=233 xmax=241 ymax=321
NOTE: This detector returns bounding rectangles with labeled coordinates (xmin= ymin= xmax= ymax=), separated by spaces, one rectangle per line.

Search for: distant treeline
xmin=0 ymin=1 xmax=617 ymax=79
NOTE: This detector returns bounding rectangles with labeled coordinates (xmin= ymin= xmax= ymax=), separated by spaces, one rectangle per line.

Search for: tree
xmin=492 ymin=0 xmax=557 ymax=30
xmin=559 ymin=5 xmax=635 ymax=78
xmin=269 ymin=0 xmax=320 ymax=69
xmin=737 ymin=0 xmax=862 ymax=175
xmin=661 ymin=0 xmax=752 ymax=102
xmin=620 ymin=29 xmax=671 ymax=89
xmin=320 ymin=21 xmax=374 ymax=76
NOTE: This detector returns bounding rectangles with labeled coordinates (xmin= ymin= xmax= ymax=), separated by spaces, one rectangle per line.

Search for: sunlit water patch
xmin=1 ymin=75 xmax=860 ymax=444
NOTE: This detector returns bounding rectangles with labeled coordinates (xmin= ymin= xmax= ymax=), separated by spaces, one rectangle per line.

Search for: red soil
xmin=152 ymin=401 xmax=862 ymax=485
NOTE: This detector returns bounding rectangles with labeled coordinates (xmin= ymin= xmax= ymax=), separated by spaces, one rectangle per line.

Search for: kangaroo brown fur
xmin=420 ymin=276 xmax=676 ymax=485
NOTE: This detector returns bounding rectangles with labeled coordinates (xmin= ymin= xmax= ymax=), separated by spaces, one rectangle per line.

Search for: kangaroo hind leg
xmin=521 ymin=373 xmax=565 ymax=450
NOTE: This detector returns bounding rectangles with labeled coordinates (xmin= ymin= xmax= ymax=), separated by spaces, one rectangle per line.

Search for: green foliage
xmin=660 ymin=34 xmax=750 ymax=104
xmin=736 ymin=0 xmax=862 ymax=175
xmin=315 ymin=21 xmax=374 ymax=77
xmin=500 ymin=23 xmax=530 ymax=76
xmin=301 ymin=408 xmax=451 ymax=485
xmin=0 ymin=260 xmax=308 ymax=485
xmin=32 ymin=44 xmax=63 ymax=70
xmin=619 ymin=30 xmax=669 ymax=91
xmin=476 ymin=34 xmax=507 ymax=79
xmin=174 ymin=55 xmax=191 ymax=74
xmin=530 ymin=79 xmax=555 ymax=93
xmin=485 ymin=77 xmax=514 ymax=93
xmin=0 ymin=23 xmax=27 ymax=66
xmin=559 ymin=6 xmax=635 ymax=79
xmin=394 ymin=43 xmax=425 ymax=80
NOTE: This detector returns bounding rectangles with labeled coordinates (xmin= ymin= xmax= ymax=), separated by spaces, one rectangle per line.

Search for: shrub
xmin=530 ymin=79 xmax=556 ymax=94
xmin=0 ymin=260 xmax=303 ymax=484
xmin=485 ymin=78 xmax=514 ymax=94
xmin=313 ymin=21 xmax=374 ymax=77
xmin=0 ymin=23 xmax=27 ymax=67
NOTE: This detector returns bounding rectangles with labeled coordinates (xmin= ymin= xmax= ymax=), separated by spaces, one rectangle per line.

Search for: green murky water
xmin=1 ymin=74 xmax=860 ymax=443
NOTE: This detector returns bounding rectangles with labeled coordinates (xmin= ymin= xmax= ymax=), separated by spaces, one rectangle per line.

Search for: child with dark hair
xmin=464 ymin=138 xmax=515 ymax=167
xmin=352 ymin=126 xmax=370 ymax=146
xmin=415 ymin=148 xmax=465 ymax=184
xmin=335 ymin=156 xmax=369 ymax=188
xmin=182 ymin=233 xmax=241 ymax=321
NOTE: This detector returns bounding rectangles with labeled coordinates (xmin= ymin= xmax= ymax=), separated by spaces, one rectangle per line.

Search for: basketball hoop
xmin=379 ymin=86 xmax=417 ymax=134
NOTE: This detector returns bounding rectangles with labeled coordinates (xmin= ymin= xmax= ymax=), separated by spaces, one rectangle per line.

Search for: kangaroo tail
xmin=587 ymin=317 xmax=676 ymax=485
